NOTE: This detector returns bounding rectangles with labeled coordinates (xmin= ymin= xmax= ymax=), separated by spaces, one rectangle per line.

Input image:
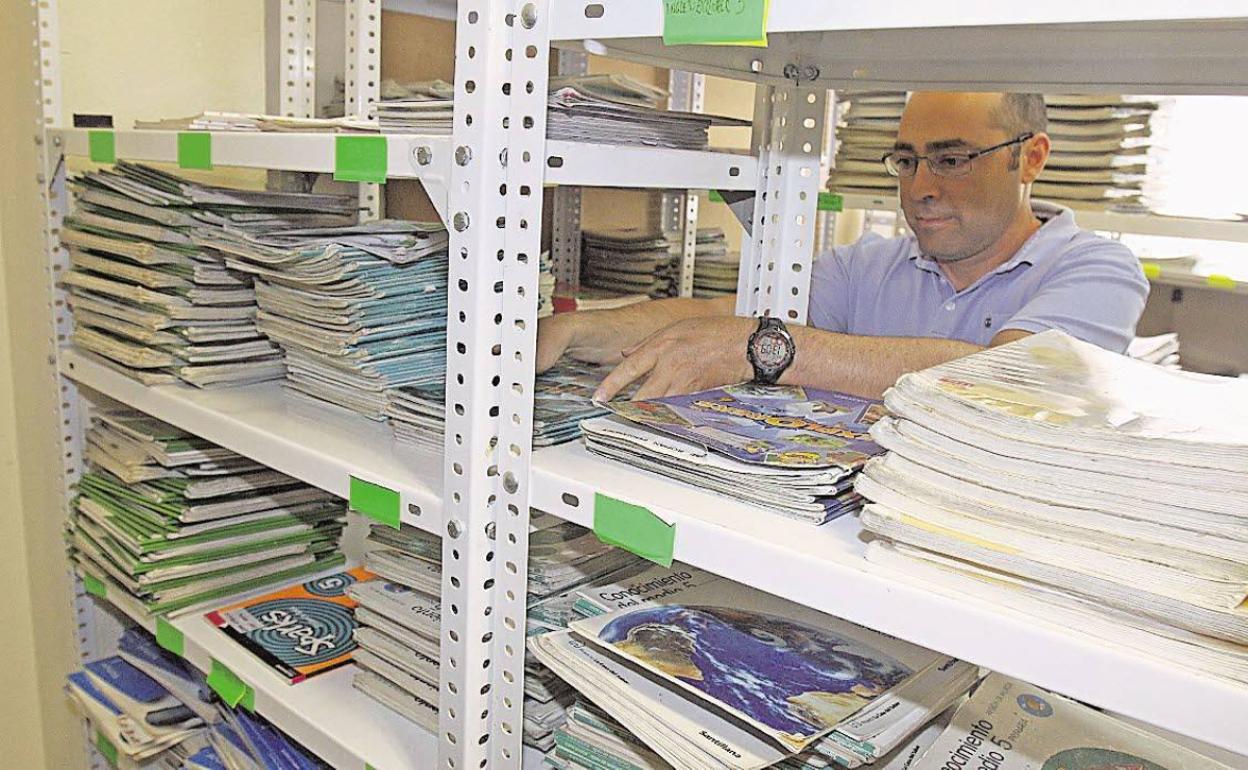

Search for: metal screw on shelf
xmin=455 ymin=145 xmax=472 ymax=166
xmin=415 ymin=146 xmax=432 ymax=166
xmin=801 ymin=65 xmax=821 ymax=82
xmin=447 ymin=518 xmax=464 ymax=539
xmin=453 ymin=211 xmax=471 ymax=232
xmin=485 ymin=522 xmax=496 ymax=540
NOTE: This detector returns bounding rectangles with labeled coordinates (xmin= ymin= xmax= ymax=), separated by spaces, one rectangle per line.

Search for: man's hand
xmin=536 ymin=313 xmax=628 ymax=374
xmin=593 ymin=316 xmax=755 ymax=401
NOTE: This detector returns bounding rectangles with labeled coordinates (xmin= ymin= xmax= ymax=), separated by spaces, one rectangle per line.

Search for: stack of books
xmin=62 ymin=162 xmax=355 ymax=387
xmin=347 ymin=519 xmax=646 ymax=750
xmin=826 ymin=91 xmax=906 ymax=195
xmin=530 ymin=572 xmax=980 ymax=770
xmin=581 ymin=384 xmax=887 ymax=524
xmin=201 ymin=220 xmax=450 ymax=419
xmin=581 ymin=228 xmax=678 ymax=298
xmin=386 ymin=359 xmax=613 ymax=450
xmin=857 ymin=330 xmax=1248 ymax=687
xmin=69 ymin=409 xmax=347 ymax=616
xmin=1036 ymin=95 xmax=1157 ymax=210
xmin=667 ymin=226 xmax=738 ymax=299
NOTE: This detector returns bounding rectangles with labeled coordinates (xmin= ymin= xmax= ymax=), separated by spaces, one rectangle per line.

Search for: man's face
xmin=895 ymin=93 xmax=1027 ymax=262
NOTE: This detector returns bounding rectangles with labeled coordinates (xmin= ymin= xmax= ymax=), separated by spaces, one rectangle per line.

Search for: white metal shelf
xmin=528 ymin=441 xmax=1248 ymax=757
xmin=549 ymin=2 xmax=1248 ymax=94
xmin=837 ymin=191 xmax=1248 ymax=246
xmin=82 ymin=570 xmax=437 ymax=770
xmin=59 ymin=349 xmax=443 ymax=534
xmin=57 ymin=347 xmax=1248 ymax=755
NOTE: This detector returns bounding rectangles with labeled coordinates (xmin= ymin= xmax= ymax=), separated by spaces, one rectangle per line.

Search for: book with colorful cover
xmin=206 ymin=568 xmax=375 ymax=683
xmin=601 ymin=383 xmax=886 ymax=469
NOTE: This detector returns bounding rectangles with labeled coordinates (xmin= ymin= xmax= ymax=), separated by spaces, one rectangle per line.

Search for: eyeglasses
xmin=881 ymin=132 xmax=1035 ymax=178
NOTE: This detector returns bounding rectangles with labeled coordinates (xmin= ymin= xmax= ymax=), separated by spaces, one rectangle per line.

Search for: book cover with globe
xmin=913 ymin=672 xmax=1235 ymax=770
xmin=206 ymin=567 xmax=375 ymax=684
xmin=569 ymin=580 xmax=943 ymax=752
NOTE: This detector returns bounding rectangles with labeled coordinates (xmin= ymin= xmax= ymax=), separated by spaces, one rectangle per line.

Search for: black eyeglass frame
xmin=881 ymin=132 xmax=1036 ymax=178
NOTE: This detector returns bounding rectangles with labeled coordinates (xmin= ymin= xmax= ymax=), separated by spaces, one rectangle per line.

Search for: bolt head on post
xmin=455 ymin=145 xmax=472 ymax=166
xmin=453 ymin=212 xmax=471 ymax=232
xmin=446 ymin=518 xmax=464 ymax=539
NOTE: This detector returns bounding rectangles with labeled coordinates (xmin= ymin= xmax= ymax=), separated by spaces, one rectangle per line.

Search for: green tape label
xmin=593 ymin=493 xmax=675 ymax=567
xmin=707 ymin=189 xmax=725 ymax=203
xmin=350 ymin=476 xmax=401 ymax=529
xmin=208 ymin=659 xmax=254 ymax=710
xmin=83 ymin=573 xmax=107 ymax=599
xmin=335 ymin=135 xmax=388 ymax=183
xmin=663 ymin=0 xmax=769 ymax=47
xmin=1141 ymin=262 xmax=1161 ymax=280
xmin=817 ymin=192 xmax=843 ymax=212
xmin=88 ymin=130 xmax=116 ymax=164
xmin=1207 ymin=274 xmax=1237 ymax=290
xmin=96 ymin=731 xmax=118 ymax=766
xmin=156 ymin=616 xmax=184 ymax=657
xmin=178 ymin=132 xmax=213 ymax=169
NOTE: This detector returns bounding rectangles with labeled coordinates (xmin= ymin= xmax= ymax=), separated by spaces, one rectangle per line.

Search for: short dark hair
xmin=991 ymin=93 xmax=1046 ymax=167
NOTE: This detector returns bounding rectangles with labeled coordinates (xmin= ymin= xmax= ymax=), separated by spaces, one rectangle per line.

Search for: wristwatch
xmin=747 ymin=316 xmax=795 ymax=385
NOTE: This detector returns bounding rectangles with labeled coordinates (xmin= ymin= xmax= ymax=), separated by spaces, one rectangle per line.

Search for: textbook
xmin=206 ymin=567 xmax=375 ymax=683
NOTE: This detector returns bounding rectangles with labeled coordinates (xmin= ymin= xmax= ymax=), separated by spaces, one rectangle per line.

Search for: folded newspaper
xmin=582 ymin=383 xmax=886 ymax=524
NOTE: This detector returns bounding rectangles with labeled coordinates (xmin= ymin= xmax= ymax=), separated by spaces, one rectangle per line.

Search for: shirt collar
xmin=908 ymin=200 xmax=1076 ymax=277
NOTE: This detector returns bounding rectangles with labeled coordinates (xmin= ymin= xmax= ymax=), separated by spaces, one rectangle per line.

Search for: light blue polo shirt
xmin=807 ymin=202 xmax=1149 ymax=352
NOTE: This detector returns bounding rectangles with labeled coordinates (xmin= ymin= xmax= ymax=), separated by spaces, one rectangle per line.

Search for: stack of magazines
xmin=347 ymin=519 xmax=645 ymax=749
xmin=581 ymin=384 xmax=887 ymax=524
xmin=683 ymin=228 xmax=738 ymax=298
xmin=911 ymin=672 xmax=1234 ymax=770
xmin=530 ymin=573 xmax=980 ymax=770
xmin=200 ymin=220 xmax=450 ymax=419
xmin=1036 ymin=95 xmax=1157 ymax=209
xmin=581 ymin=228 xmax=677 ymax=298
xmin=70 ymin=409 xmax=347 ymax=616
xmin=826 ymin=91 xmax=906 ymax=195
xmin=386 ymin=360 xmax=613 ymax=450
xmin=857 ymin=330 xmax=1248 ymax=687
xmin=62 ymin=163 xmax=355 ymax=387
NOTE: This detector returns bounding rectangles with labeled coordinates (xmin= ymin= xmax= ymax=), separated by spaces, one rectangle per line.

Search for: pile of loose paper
xmin=347 ymin=518 xmax=646 ymax=751
xmin=1128 ymin=331 xmax=1181 ymax=369
xmin=200 ymin=219 xmax=450 ymax=419
xmin=529 ymin=571 xmax=979 ymax=770
xmin=857 ymin=330 xmax=1248 ymax=687
xmin=387 ymin=359 xmax=615 ymax=451
xmin=581 ymin=384 xmax=886 ymax=524
xmin=581 ymin=227 xmax=678 ymax=298
xmin=62 ymin=162 xmax=357 ymax=387
xmin=69 ymin=409 xmax=347 ymax=616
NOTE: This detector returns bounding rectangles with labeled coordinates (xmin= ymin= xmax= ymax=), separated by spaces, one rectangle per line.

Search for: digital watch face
xmin=754 ymin=330 xmax=792 ymax=369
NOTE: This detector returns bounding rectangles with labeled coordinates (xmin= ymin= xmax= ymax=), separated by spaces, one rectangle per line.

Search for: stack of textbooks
xmin=910 ymin=672 xmax=1235 ymax=770
xmin=200 ymin=220 xmax=450 ymax=419
xmin=857 ymin=330 xmax=1248 ymax=687
xmin=581 ymin=228 xmax=678 ymax=299
xmin=69 ymin=409 xmax=347 ymax=616
xmin=529 ymin=573 xmax=980 ymax=770
xmin=581 ymin=384 xmax=887 ymax=524
xmin=1128 ymin=331 xmax=1181 ymax=369
xmin=346 ymin=519 xmax=646 ymax=750
xmin=678 ymin=227 xmax=738 ymax=298
xmin=1036 ymin=95 xmax=1157 ymax=210
xmin=386 ymin=359 xmax=613 ymax=450
xmin=61 ymin=163 xmax=354 ymax=387
xmin=826 ymin=91 xmax=906 ymax=195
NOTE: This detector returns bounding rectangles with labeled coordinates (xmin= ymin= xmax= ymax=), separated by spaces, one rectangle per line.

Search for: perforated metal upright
xmin=736 ymin=84 xmax=825 ymax=322
xmin=441 ymin=2 xmax=550 ymax=768
xmin=663 ymin=70 xmax=705 ymax=298
xmin=280 ymin=0 xmax=317 ymax=118
xmin=550 ymin=50 xmax=588 ymax=288
xmin=346 ymin=0 xmax=382 ymax=219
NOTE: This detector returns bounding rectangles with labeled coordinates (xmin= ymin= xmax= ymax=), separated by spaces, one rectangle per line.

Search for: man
xmin=536 ymin=92 xmax=1149 ymax=401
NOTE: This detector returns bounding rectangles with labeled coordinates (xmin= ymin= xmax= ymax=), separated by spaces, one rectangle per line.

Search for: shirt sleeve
xmin=807 ymin=232 xmax=886 ymax=332
xmin=998 ymin=237 xmax=1149 ymax=353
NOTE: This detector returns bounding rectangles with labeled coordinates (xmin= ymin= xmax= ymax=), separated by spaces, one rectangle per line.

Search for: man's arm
xmin=536 ymin=295 xmax=735 ymax=373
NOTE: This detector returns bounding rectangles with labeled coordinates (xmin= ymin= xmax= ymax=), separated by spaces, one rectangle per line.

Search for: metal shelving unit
xmin=31 ymin=2 xmax=1248 ymax=768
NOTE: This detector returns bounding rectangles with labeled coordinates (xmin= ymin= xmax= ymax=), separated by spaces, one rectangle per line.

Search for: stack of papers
xmin=1128 ymin=331 xmax=1181 ymax=369
xmin=386 ymin=360 xmax=614 ymax=450
xmin=530 ymin=574 xmax=979 ymax=770
xmin=857 ymin=330 xmax=1248 ymax=685
xmin=582 ymin=228 xmax=677 ymax=298
xmin=668 ymin=226 xmax=738 ymax=298
xmin=200 ymin=220 xmax=450 ymax=419
xmin=581 ymin=384 xmax=887 ymax=524
xmin=348 ymin=520 xmax=646 ymax=749
xmin=62 ymin=163 xmax=355 ymax=387
xmin=551 ymin=286 xmax=651 ymax=313
xmin=135 ymin=112 xmax=373 ymax=133
xmin=911 ymin=672 xmax=1234 ymax=770
xmin=827 ymin=91 xmax=907 ymax=195
xmin=69 ymin=409 xmax=347 ymax=616
xmin=1037 ymin=95 xmax=1158 ymax=209
xmin=66 ymin=653 xmax=207 ymax=768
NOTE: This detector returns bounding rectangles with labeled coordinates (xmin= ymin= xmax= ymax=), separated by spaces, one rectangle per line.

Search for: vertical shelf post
xmin=550 ymin=50 xmax=587 ymax=289
xmin=664 ymin=70 xmax=705 ymax=298
xmin=280 ymin=0 xmax=317 ymax=118
xmin=345 ymin=0 xmax=382 ymax=219
xmin=442 ymin=1 xmax=549 ymax=768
